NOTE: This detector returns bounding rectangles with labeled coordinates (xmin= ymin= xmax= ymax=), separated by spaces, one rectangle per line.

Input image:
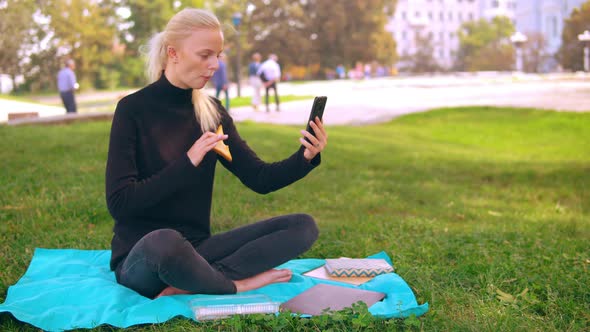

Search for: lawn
xmin=0 ymin=106 xmax=588 ymax=331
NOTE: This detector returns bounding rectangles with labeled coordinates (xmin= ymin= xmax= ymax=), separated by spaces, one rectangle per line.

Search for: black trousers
xmin=265 ymin=82 xmax=280 ymax=110
xmin=59 ymin=90 xmax=77 ymax=113
xmin=115 ymin=214 xmax=319 ymax=298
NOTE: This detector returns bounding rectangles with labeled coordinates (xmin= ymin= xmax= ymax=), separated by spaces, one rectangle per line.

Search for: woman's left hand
xmin=300 ymin=116 xmax=328 ymax=161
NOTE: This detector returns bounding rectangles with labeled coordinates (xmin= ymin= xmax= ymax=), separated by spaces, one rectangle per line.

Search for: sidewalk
xmin=3 ymin=72 xmax=590 ymax=126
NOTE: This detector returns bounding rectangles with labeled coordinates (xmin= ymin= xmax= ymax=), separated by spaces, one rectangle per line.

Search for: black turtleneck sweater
xmin=105 ymin=74 xmax=320 ymax=271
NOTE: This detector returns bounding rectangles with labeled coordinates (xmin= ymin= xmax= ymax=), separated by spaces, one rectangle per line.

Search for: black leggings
xmin=115 ymin=214 xmax=318 ymax=298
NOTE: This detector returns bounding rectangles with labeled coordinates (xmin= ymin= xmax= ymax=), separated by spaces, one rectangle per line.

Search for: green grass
xmin=0 ymin=106 xmax=589 ymax=331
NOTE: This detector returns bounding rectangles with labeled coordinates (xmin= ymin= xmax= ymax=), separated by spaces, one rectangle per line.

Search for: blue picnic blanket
xmin=0 ymin=249 xmax=428 ymax=331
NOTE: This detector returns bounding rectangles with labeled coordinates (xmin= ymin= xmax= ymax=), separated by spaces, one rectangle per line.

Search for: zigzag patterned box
xmin=324 ymin=258 xmax=394 ymax=277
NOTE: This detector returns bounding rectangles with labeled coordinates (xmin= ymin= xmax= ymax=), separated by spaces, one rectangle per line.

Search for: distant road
xmin=2 ymin=72 xmax=589 ymax=125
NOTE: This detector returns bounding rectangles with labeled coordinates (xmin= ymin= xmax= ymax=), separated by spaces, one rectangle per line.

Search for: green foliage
xmin=5 ymin=0 xmax=397 ymax=90
xmin=39 ymin=0 xmax=120 ymax=91
xmin=246 ymin=0 xmax=397 ymax=79
xmin=0 ymin=0 xmax=36 ymax=88
xmin=399 ymin=33 xmax=442 ymax=73
xmin=1 ymin=107 xmax=589 ymax=331
xmin=456 ymin=16 xmax=515 ymax=71
xmin=522 ymin=32 xmax=549 ymax=73
xmin=557 ymin=0 xmax=590 ymax=71
xmin=124 ymin=0 xmax=177 ymax=53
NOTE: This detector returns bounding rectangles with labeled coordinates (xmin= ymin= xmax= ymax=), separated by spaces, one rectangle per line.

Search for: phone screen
xmin=305 ymin=96 xmax=327 ymax=142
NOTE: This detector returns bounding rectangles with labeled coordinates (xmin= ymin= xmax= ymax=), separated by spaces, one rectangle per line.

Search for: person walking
xmin=248 ymin=52 xmax=262 ymax=111
xmin=105 ymin=8 xmax=328 ymax=299
xmin=57 ymin=59 xmax=78 ymax=113
xmin=211 ymin=52 xmax=230 ymax=111
xmin=257 ymin=54 xmax=281 ymax=112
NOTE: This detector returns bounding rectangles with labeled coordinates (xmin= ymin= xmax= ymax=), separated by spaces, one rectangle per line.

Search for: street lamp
xmin=232 ymin=12 xmax=243 ymax=97
xmin=510 ymin=31 xmax=527 ymax=72
xmin=577 ymin=30 xmax=590 ymax=72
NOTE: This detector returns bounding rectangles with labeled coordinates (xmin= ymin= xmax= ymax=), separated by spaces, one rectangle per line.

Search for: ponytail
xmin=192 ymin=89 xmax=220 ymax=132
xmin=146 ymin=32 xmax=167 ymax=83
xmin=144 ymin=9 xmax=222 ymax=133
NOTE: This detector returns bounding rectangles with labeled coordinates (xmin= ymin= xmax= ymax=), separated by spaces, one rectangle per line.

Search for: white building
xmin=481 ymin=0 xmax=518 ymax=20
xmin=388 ymin=0 xmax=588 ymax=71
xmin=515 ymin=0 xmax=587 ymax=71
xmin=388 ymin=0 xmax=492 ymax=70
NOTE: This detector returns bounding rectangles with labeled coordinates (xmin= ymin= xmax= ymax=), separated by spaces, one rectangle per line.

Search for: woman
xmin=248 ymin=52 xmax=262 ymax=111
xmin=105 ymin=8 xmax=327 ymax=299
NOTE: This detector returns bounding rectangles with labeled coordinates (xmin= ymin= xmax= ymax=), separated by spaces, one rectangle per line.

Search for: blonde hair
xmin=146 ymin=8 xmax=221 ymax=132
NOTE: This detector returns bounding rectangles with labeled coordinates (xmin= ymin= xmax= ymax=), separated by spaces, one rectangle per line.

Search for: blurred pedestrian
xmin=211 ymin=52 xmax=230 ymax=111
xmin=248 ymin=52 xmax=262 ymax=111
xmin=364 ymin=63 xmax=371 ymax=79
xmin=57 ymin=59 xmax=78 ymax=113
xmin=257 ymin=54 xmax=281 ymax=112
xmin=336 ymin=64 xmax=345 ymax=79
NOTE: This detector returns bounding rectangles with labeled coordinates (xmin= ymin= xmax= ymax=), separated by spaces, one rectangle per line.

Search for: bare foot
xmin=155 ymin=286 xmax=192 ymax=298
xmin=233 ymin=269 xmax=292 ymax=293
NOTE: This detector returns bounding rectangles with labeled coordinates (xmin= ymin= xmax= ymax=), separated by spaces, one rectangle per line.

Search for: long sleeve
xmin=105 ymin=98 xmax=207 ymax=220
xmin=217 ymin=109 xmax=320 ymax=194
xmin=69 ymin=70 xmax=77 ymax=88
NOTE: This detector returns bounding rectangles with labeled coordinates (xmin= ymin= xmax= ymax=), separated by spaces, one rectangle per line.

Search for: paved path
xmin=2 ymin=72 xmax=589 ymax=126
xmin=229 ymin=72 xmax=590 ymax=126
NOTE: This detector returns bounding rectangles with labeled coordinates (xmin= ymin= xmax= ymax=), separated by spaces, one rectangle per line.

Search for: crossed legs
xmin=116 ymin=214 xmax=318 ymax=298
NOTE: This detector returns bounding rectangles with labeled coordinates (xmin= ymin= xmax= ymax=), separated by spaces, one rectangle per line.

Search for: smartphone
xmin=305 ymin=96 xmax=327 ymax=143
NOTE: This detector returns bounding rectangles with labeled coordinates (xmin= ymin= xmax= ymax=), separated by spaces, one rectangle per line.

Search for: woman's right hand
xmin=187 ymin=131 xmax=227 ymax=166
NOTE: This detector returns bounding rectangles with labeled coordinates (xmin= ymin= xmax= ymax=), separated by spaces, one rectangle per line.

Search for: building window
xmin=448 ymin=12 xmax=453 ymax=21
xmin=402 ymin=30 xmax=407 ymax=40
xmin=468 ymin=12 xmax=473 ymax=20
xmin=402 ymin=12 xmax=406 ymax=20
xmin=552 ymin=16 xmax=558 ymax=37
xmin=416 ymin=11 xmax=421 ymax=18
xmin=458 ymin=12 xmax=463 ymax=22
xmin=492 ymin=0 xmax=499 ymax=8
xmin=440 ymin=12 xmax=444 ymax=21
xmin=439 ymin=31 xmax=444 ymax=40
xmin=428 ymin=12 xmax=433 ymax=19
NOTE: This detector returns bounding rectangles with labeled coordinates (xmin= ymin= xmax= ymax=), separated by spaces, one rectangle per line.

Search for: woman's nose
xmin=209 ymin=56 xmax=219 ymax=71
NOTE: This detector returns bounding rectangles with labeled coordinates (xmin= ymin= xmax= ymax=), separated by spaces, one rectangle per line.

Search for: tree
xmin=455 ymin=16 xmax=515 ymax=71
xmin=0 ymin=0 xmax=36 ymax=92
xmin=522 ymin=32 xmax=549 ymax=73
xmin=39 ymin=0 xmax=119 ymax=90
xmin=399 ymin=32 xmax=441 ymax=73
xmin=124 ymin=0 xmax=177 ymax=52
xmin=246 ymin=0 xmax=397 ymax=79
xmin=557 ymin=1 xmax=590 ymax=71
xmin=245 ymin=0 xmax=314 ymax=75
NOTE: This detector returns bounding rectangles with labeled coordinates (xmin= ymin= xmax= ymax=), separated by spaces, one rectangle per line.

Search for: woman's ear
xmin=167 ymin=46 xmax=178 ymax=63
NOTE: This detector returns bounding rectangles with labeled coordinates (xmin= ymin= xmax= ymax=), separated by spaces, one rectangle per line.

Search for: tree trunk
xmin=10 ymin=74 xmax=17 ymax=93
